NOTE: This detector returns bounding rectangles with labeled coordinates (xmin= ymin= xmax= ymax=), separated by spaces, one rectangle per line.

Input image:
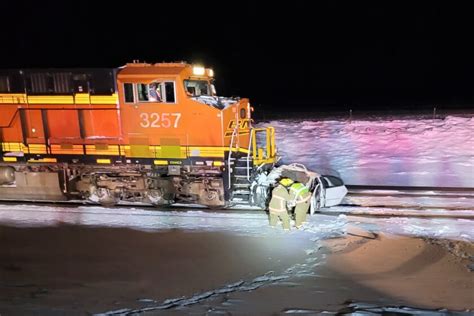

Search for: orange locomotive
xmin=0 ymin=62 xmax=277 ymax=207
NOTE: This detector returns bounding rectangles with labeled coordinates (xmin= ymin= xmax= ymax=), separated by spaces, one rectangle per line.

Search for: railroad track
xmin=0 ymin=185 xmax=473 ymax=219
xmin=344 ymin=185 xmax=474 ymax=212
xmin=346 ymin=184 xmax=474 ymax=197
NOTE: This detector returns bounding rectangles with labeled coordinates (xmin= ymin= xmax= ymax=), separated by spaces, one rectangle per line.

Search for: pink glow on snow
xmin=261 ymin=115 xmax=474 ymax=187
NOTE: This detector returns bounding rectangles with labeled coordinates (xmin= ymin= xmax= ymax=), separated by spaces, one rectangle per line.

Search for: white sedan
xmin=254 ymin=163 xmax=348 ymax=213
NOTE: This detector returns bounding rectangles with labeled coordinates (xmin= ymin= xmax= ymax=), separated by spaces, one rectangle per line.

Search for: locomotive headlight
xmin=193 ymin=66 xmax=205 ymax=76
xmin=207 ymin=69 xmax=214 ymax=77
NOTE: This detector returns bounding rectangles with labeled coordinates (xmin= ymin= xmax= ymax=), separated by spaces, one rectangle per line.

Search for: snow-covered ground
xmin=0 ymin=203 xmax=472 ymax=242
xmin=261 ymin=115 xmax=474 ymax=188
xmin=1 ymin=202 xmax=472 ymax=315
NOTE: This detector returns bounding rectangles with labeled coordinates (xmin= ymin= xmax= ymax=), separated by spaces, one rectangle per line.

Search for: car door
xmin=309 ymin=180 xmax=321 ymax=215
xmin=320 ymin=175 xmax=348 ymax=207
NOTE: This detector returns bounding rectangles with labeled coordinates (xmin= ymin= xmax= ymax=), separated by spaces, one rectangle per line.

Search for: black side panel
xmin=88 ymin=69 xmax=116 ymax=95
xmin=72 ymin=73 xmax=89 ymax=93
xmin=0 ymin=70 xmax=24 ymax=93
xmin=0 ymin=68 xmax=118 ymax=95
xmin=0 ymin=74 xmax=9 ymax=92
xmin=27 ymin=72 xmax=53 ymax=94
xmin=52 ymin=72 xmax=73 ymax=94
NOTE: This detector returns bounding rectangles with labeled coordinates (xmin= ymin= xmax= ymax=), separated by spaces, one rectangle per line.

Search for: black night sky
xmin=1 ymin=1 xmax=473 ymax=113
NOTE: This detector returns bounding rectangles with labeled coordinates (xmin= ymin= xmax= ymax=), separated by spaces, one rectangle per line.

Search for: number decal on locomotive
xmin=140 ymin=113 xmax=182 ymax=128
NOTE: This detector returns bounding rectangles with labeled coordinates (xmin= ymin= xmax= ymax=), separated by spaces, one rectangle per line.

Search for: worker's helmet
xmin=279 ymin=178 xmax=294 ymax=187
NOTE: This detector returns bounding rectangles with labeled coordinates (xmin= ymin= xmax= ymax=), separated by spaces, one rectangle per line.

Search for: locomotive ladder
xmin=227 ymin=127 xmax=253 ymax=205
xmin=227 ymin=127 xmax=277 ymax=206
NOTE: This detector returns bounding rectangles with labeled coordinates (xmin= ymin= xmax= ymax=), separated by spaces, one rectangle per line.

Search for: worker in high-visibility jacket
xmin=288 ymin=181 xmax=311 ymax=228
xmin=268 ymin=178 xmax=293 ymax=230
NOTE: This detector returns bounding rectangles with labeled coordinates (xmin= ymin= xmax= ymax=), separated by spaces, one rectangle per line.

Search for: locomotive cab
xmin=113 ymin=62 xmax=277 ymax=207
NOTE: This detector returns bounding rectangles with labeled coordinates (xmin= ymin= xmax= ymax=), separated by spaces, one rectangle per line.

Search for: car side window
xmin=322 ymin=176 xmax=344 ymax=188
xmin=320 ymin=177 xmax=329 ymax=188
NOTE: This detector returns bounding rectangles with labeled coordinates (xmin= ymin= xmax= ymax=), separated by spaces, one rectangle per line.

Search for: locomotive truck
xmin=0 ymin=62 xmax=347 ymax=210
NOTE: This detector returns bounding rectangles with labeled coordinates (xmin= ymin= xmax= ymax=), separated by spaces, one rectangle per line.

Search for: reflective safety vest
xmin=289 ymin=182 xmax=311 ymax=204
xmin=269 ymin=184 xmax=290 ymax=213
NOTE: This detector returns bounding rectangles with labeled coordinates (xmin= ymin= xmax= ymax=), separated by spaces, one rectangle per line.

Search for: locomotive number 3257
xmin=139 ymin=112 xmax=182 ymax=128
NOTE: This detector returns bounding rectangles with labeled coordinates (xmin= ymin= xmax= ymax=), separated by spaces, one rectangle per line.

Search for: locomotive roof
xmin=118 ymin=62 xmax=188 ymax=77
xmin=0 ymin=68 xmax=117 ymax=94
xmin=0 ymin=63 xmax=206 ymax=94
xmin=0 ymin=62 xmax=189 ymax=73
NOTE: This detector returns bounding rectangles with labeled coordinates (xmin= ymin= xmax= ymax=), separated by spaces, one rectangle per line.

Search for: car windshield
xmin=184 ymin=80 xmax=211 ymax=97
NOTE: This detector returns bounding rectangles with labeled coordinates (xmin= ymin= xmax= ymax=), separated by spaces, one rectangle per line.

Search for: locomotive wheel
xmin=97 ymin=188 xmax=118 ymax=207
xmin=146 ymin=189 xmax=164 ymax=205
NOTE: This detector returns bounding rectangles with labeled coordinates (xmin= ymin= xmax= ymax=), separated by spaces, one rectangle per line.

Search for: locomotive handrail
xmin=251 ymin=127 xmax=277 ymax=165
xmin=227 ymin=127 xmax=238 ymax=189
xmin=246 ymin=128 xmax=254 ymax=180
xmin=269 ymin=127 xmax=276 ymax=157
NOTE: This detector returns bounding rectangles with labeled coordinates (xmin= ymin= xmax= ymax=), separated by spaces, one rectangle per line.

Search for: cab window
xmin=184 ymin=80 xmax=211 ymax=96
xmin=123 ymin=83 xmax=134 ymax=103
xmin=165 ymin=82 xmax=175 ymax=103
xmin=136 ymin=81 xmax=176 ymax=103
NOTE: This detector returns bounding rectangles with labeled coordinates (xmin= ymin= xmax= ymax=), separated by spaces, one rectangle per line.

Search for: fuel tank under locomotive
xmin=0 ymin=167 xmax=15 ymax=185
xmin=0 ymin=163 xmax=226 ymax=207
